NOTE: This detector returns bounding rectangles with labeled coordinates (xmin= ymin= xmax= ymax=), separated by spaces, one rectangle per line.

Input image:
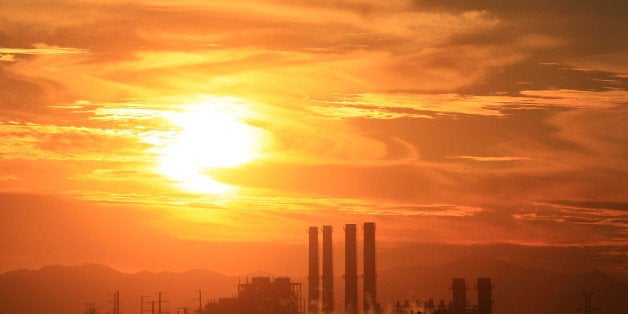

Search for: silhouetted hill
xmin=0 ymin=259 xmax=626 ymax=314
xmin=0 ymin=263 xmax=237 ymax=314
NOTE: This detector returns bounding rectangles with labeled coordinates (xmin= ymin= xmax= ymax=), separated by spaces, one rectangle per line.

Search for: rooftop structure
xmin=203 ymin=277 xmax=303 ymax=314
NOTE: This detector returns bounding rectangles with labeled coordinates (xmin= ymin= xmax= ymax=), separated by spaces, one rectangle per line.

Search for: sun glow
xmin=157 ymin=98 xmax=263 ymax=194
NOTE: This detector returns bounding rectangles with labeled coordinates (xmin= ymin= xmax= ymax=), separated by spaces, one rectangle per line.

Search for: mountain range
xmin=0 ymin=257 xmax=625 ymax=314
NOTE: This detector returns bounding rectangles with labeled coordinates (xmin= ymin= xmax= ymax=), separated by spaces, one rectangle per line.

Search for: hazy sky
xmin=0 ymin=0 xmax=626 ymax=275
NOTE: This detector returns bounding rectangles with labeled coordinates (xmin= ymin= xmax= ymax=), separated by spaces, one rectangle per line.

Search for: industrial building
xmin=392 ymin=278 xmax=494 ymax=314
xmin=202 ymin=277 xmax=303 ymax=314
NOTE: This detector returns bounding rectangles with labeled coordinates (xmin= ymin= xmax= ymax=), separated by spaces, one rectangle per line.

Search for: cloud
xmin=513 ymin=201 xmax=628 ymax=238
xmin=311 ymin=89 xmax=627 ymax=120
xmin=309 ymin=93 xmax=505 ymax=117
xmin=0 ymin=122 xmax=151 ymax=162
xmin=0 ymin=54 xmax=15 ymax=62
xmin=519 ymin=89 xmax=628 ymax=108
xmin=310 ymin=104 xmax=434 ymax=120
xmin=0 ymin=43 xmax=89 ymax=55
xmin=349 ymin=203 xmax=484 ymax=217
xmin=447 ymin=155 xmax=532 ymax=162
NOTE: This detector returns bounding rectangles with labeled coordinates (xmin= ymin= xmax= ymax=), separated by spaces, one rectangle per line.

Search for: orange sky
xmin=0 ymin=0 xmax=626 ymax=276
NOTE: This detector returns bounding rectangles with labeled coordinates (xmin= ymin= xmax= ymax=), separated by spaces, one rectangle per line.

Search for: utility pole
xmin=116 ymin=290 xmax=120 ymax=314
xmin=194 ymin=290 xmax=202 ymax=314
xmin=84 ymin=302 xmax=99 ymax=314
xmin=156 ymin=291 xmax=169 ymax=314
xmin=141 ymin=296 xmax=152 ymax=314
xmin=107 ymin=291 xmax=120 ymax=314
xmin=577 ymin=292 xmax=601 ymax=314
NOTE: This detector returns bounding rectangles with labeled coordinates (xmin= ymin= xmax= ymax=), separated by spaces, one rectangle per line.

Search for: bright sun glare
xmin=158 ymin=98 xmax=262 ymax=194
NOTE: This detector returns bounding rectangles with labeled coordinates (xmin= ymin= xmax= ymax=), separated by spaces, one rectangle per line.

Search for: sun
xmin=157 ymin=98 xmax=263 ymax=194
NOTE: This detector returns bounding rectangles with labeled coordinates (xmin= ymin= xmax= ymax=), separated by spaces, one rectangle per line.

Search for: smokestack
xmin=363 ymin=222 xmax=376 ymax=313
xmin=322 ymin=225 xmax=334 ymax=314
xmin=345 ymin=224 xmax=358 ymax=314
xmin=452 ymin=278 xmax=466 ymax=314
xmin=309 ymin=226 xmax=320 ymax=314
xmin=477 ymin=278 xmax=493 ymax=314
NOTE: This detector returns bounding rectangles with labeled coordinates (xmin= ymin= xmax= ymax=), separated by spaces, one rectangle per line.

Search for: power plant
xmin=392 ymin=278 xmax=493 ymax=314
xmin=308 ymin=223 xmax=495 ymax=314
xmin=196 ymin=222 xmax=384 ymax=314
xmin=78 ymin=223 xmax=503 ymax=314
xmin=200 ymin=222 xmax=381 ymax=314
xmin=309 ymin=223 xmax=380 ymax=314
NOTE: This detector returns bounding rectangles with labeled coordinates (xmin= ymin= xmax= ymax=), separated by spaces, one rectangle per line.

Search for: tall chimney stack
xmin=452 ymin=278 xmax=466 ymax=314
xmin=322 ymin=225 xmax=334 ymax=313
xmin=345 ymin=224 xmax=358 ymax=314
xmin=363 ymin=222 xmax=376 ymax=313
xmin=309 ymin=226 xmax=320 ymax=314
xmin=477 ymin=278 xmax=493 ymax=314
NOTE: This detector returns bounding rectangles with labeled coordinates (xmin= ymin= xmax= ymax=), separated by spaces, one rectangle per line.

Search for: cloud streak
xmin=0 ymin=43 xmax=89 ymax=55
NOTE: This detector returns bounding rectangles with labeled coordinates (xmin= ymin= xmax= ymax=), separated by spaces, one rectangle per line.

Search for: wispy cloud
xmin=0 ymin=54 xmax=16 ymax=62
xmin=447 ymin=155 xmax=533 ymax=162
xmin=513 ymin=203 xmax=628 ymax=232
xmin=0 ymin=122 xmax=150 ymax=162
xmin=310 ymin=89 xmax=627 ymax=120
xmin=0 ymin=43 xmax=89 ymax=55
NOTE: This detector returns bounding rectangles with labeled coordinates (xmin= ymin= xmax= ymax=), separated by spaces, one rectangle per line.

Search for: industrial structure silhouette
xmin=389 ymin=278 xmax=493 ymax=314
xmin=307 ymin=223 xmax=494 ymax=314
xmin=75 ymin=222 xmax=609 ymax=314
xmin=308 ymin=223 xmax=378 ymax=314
xmin=78 ymin=222 xmax=500 ymax=314
xmin=202 ymin=277 xmax=302 ymax=314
